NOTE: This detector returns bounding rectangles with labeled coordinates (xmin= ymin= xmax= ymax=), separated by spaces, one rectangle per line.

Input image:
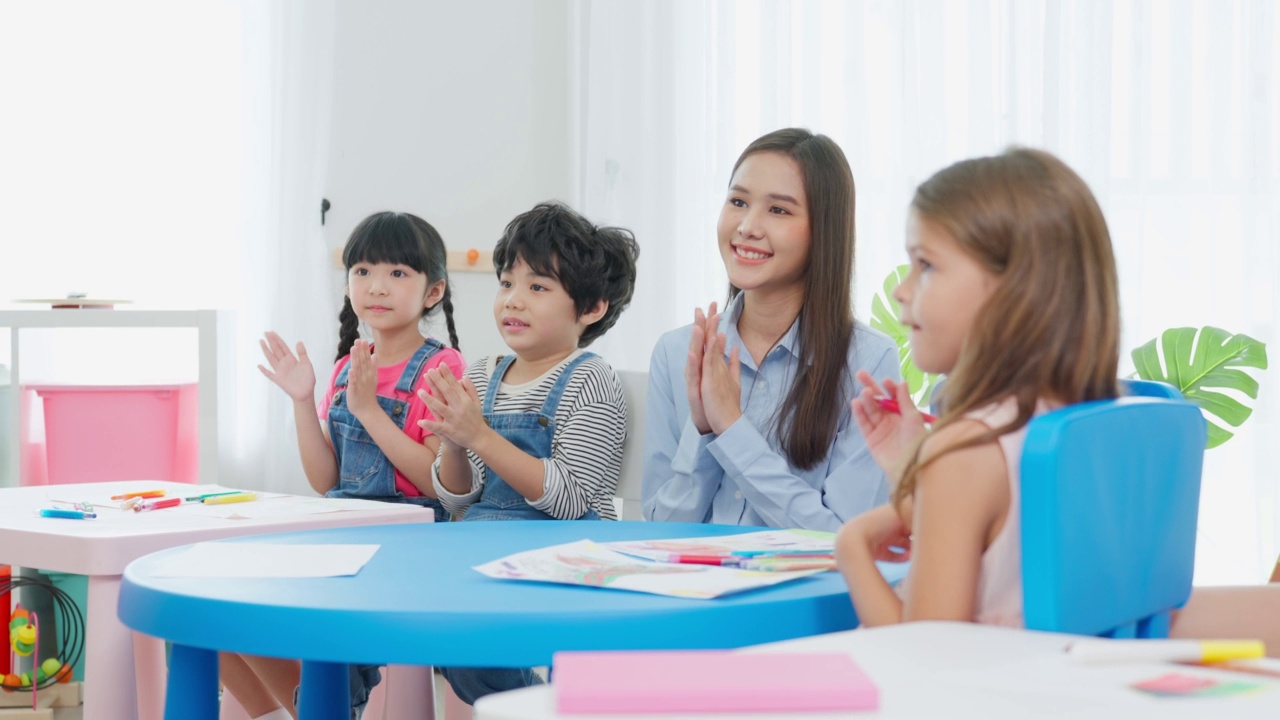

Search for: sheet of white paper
xmin=150 ymin=543 xmax=380 ymax=578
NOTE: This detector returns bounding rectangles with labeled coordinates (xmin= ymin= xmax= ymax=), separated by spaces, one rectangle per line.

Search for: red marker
xmin=877 ymin=397 xmax=938 ymax=424
xmin=135 ymin=497 xmax=182 ymax=512
xmin=668 ymin=555 xmax=741 ymax=566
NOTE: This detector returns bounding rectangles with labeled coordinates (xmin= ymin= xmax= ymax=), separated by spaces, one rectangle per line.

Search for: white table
xmin=475 ymin=621 xmax=1280 ymax=719
xmin=0 ymin=480 xmax=434 ymax=720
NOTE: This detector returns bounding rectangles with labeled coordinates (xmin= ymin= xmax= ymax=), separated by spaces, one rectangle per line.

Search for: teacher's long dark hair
xmin=728 ymin=129 xmax=857 ymax=470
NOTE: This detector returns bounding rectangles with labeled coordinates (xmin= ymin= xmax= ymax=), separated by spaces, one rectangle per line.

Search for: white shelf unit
xmin=0 ymin=309 xmax=235 ymax=487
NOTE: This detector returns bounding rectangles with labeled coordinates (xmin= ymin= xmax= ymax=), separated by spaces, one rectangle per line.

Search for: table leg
xmin=134 ymin=631 xmax=168 ymax=720
xmin=166 ymin=644 xmax=219 ymax=720
xmin=84 ymin=574 xmax=137 ymax=720
xmin=299 ymin=660 xmax=349 ymax=720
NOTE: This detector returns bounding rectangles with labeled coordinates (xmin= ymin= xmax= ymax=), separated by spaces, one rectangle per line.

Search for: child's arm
xmin=259 ymin=332 xmax=338 ymax=494
xmin=837 ymin=421 xmax=1009 ymax=626
xmin=343 ymin=341 xmax=439 ymax=496
xmin=527 ymin=368 xmax=626 ymax=519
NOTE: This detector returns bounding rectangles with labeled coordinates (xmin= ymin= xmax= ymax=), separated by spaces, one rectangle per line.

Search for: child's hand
xmin=258 ymin=331 xmax=316 ymax=402
xmin=345 ymin=340 xmax=380 ymax=420
xmin=701 ymin=329 xmax=743 ymax=435
xmin=684 ymin=303 xmax=718 ymax=434
xmin=844 ymin=504 xmax=913 ymax=563
xmin=417 ymin=366 xmax=488 ymax=449
xmin=850 ymin=370 xmax=928 ymax=481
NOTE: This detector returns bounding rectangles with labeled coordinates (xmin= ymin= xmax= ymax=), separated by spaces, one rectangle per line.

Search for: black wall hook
xmin=321 ymin=198 xmax=331 ymax=225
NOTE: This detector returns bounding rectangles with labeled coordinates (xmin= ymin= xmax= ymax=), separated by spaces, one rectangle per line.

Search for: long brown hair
xmin=893 ymin=147 xmax=1121 ymax=507
xmin=728 ymin=128 xmax=857 ymax=470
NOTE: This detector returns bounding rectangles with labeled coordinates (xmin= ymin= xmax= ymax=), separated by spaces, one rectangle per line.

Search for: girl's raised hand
xmin=701 ymin=329 xmax=743 ymax=435
xmin=850 ymin=369 xmax=928 ymax=480
xmin=258 ymin=331 xmax=316 ymax=402
xmin=345 ymin=340 xmax=379 ymax=419
xmin=417 ymin=366 xmax=487 ymax=449
xmin=684 ymin=302 xmax=718 ymax=434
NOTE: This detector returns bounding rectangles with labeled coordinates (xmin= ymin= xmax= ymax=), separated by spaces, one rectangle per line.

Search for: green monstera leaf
xmin=869 ymin=264 xmax=942 ymax=407
xmin=1131 ymin=327 xmax=1268 ymax=448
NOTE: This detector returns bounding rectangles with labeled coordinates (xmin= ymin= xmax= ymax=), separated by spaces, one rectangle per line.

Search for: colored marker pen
xmin=135 ymin=497 xmax=183 ymax=512
xmin=110 ymin=489 xmax=167 ymax=501
xmin=203 ymin=492 xmax=257 ymax=505
xmin=182 ymin=490 xmax=242 ymax=503
xmin=877 ymin=397 xmax=938 ymax=424
xmin=40 ymin=508 xmax=97 ymax=520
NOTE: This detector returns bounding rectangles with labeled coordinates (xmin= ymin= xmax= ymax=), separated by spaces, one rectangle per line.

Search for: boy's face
xmin=494 ymin=257 xmax=605 ymax=360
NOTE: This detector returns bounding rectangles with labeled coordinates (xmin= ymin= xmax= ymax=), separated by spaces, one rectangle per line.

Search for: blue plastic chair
xmin=1120 ymin=378 xmax=1182 ymax=400
xmin=1020 ymin=395 xmax=1206 ymax=638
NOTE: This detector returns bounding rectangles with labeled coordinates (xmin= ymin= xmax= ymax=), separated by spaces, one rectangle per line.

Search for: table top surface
xmin=475 ymin=621 xmax=1280 ymax=719
xmin=119 ymin=520 xmax=868 ymax=667
xmin=0 ymin=481 xmax=432 ymax=574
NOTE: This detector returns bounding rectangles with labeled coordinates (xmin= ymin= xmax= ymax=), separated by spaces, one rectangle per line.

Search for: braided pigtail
xmin=440 ymin=292 xmax=460 ymax=350
xmin=336 ymin=297 xmax=360 ymax=361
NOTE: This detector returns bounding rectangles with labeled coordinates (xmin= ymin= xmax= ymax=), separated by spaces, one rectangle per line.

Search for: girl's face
xmin=717 ymin=151 xmax=811 ymax=296
xmin=893 ymin=211 xmax=1000 ymax=375
xmin=347 ymin=261 xmax=437 ymax=334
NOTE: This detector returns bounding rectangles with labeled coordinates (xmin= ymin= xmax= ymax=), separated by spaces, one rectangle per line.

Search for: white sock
xmin=251 ymin=709 xmax=293 ymax=720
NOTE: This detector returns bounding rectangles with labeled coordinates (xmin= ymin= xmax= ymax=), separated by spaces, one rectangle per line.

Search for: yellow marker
xmin=1068 ymin=638 xmax=1265 ymax=664
xmin=202 ymin=492 xmax=257 ymax=505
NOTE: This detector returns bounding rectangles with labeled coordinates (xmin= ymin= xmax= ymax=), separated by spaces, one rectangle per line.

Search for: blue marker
xmin=39 ymin=508 xmax=97 ymax=520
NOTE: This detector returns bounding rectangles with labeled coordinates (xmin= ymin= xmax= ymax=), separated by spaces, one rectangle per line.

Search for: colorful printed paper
xmin=473 ymin=540 xmax=827 ymax=599
xmin=600 ymin=529 xmax=836 ymax=562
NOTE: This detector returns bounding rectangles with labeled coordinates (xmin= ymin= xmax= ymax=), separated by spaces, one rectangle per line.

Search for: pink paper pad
xmin=554 ymin=650 xmax=878 ymax=714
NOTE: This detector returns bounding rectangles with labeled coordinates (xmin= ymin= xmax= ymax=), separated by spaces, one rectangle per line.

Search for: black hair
xmin=336 ymin=212 xmax=459 ymax=360
xmin=492 ymin=201 xmax=639 ymax=348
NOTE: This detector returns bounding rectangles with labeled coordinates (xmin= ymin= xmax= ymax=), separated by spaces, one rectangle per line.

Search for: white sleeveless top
xmin=896 ymin=396 xmax=1047 ymax=627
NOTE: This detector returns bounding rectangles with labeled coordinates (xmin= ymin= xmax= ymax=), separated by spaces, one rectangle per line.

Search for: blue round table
xmin=119 ymin=521 xmax=875 ymax=719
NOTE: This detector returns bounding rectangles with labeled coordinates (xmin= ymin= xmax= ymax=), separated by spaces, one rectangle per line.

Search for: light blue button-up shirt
xmin=641 ymin=294 xmax=901 ymax=531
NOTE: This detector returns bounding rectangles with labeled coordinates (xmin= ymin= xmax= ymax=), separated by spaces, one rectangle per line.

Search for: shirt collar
xmin=721 ymin=292 xmax=804 ymax=371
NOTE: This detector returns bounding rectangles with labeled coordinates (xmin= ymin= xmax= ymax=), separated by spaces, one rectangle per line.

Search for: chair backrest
xmin=1020 ymin=396 xmax=1205 ymax=638
xmin=1120 ymin=378 xmax=1182 ymax=399
xmin=614 ymin=370 xmax=648 ymax=520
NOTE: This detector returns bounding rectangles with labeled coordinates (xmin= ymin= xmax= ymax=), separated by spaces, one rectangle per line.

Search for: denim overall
xmin=326 ymin=338 xmax=447 ymax=522
xmin=324 ymin=339 xmax=446 ymax=716
xmin=443 ymin=352 xmax=600 ymax=705
xmin=463 ymin=351 xmax=600 ymax=522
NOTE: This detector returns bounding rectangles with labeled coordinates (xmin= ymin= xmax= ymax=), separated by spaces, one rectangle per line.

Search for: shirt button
xmin=735 ymin=491 xmax=743 ymax=500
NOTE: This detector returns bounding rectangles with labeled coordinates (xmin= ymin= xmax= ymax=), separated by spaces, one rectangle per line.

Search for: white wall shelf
xmin=0 ymin=309 xmax=235 ymax=487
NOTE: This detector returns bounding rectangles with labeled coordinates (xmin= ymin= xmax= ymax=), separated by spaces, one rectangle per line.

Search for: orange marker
xmin=111 ymin=490 xmax=166 ymax=501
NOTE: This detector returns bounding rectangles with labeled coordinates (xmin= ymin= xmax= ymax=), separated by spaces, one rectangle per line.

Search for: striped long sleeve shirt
xmin=431 ymin=350 xmax=626 ymax=520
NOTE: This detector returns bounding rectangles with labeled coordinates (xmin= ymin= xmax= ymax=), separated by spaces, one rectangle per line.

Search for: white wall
xmin=321 ymin=0 xmax=571 ymax=364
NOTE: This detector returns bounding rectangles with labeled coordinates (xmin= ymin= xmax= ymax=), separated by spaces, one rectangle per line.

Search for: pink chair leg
xmin=380 ymin=665 xmax=435 ymax=720
xmin=85 ymin=574 xmax=138 ymax=720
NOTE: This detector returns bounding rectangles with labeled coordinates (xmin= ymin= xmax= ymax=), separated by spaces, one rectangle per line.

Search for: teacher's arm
xmin=642 ymin=329 xmax=722 ymax=522
xmin=711 ymin=338 xmax=902 ymax=531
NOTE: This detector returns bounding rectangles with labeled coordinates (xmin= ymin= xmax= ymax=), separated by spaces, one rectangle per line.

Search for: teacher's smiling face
xmin=718 ymin=151 xmax=812 ymax=296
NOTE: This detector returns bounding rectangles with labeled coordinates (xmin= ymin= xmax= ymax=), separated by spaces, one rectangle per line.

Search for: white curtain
xmin=231 ymin=0 xmax=340 ymax=496
xmin=570 ymin=0 xmax=1280 ymax=585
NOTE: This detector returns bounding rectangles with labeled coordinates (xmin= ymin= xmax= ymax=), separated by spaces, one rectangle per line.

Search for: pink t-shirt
xmin=318 ymin=343 xmax=466 ymax=497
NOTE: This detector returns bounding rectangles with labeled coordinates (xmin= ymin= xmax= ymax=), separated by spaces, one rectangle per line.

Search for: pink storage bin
xmin=25 ymin=384 xmax=199 ymax=485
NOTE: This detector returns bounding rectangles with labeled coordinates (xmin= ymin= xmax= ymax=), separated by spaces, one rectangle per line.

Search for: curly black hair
xmin=493 ymin=202 xmax=639 ymax=347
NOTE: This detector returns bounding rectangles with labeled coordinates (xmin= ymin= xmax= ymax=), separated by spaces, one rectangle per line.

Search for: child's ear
xmin=579 ymin=299 xmax=609 ymax=327
xmin=423 ymin=279 xmax=447 ymax=310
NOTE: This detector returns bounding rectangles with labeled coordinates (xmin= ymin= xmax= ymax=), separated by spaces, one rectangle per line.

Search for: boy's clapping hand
xmin=418 ymin=366 xmax=487 ymax=449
